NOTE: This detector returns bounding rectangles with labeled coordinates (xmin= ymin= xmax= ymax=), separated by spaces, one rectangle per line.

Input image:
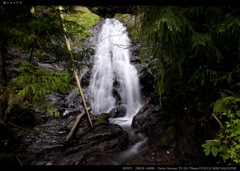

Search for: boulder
xmin=17 ymin=113 xmax=129 ymax=165
xmin=131 ymin=98 xmax=177 ymax=148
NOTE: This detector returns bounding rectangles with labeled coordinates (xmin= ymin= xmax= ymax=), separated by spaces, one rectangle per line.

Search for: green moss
xmin=91 ymin=126 xmax=102 ymax=134
xmin=114 ymin=14 xmax=141 ymax=39
xmin=90 ymin=113 xmax=109 ymax=133
xmin=115 ymin=14 xmax=132 ymax=23
xmin=92 ymin=113 xmax=109 ymax=127
xmin=158 ymin=126 xmax=175 ymax=148
xmin=63 ymin=6 xmax=100 ymax=41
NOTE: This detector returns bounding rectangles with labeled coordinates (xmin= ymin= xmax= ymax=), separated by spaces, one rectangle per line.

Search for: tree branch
xmin=59 ymin=6 xmax=93 ymax=128
xmin=212 ymin=113 xmax=224 ymax=129
xmin=65 ymin=107 xmax=91 ymax=143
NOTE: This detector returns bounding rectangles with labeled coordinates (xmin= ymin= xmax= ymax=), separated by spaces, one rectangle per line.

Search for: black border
xmin=1 ymin=0 xmax=240 ymax=169
xmin=1 ymin=165 xmax=240 ymax=170
xmin=0 ymin=0 xmax=240 ymax=6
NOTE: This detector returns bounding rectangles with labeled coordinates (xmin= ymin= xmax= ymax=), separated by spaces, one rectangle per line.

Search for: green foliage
xmin=0 ymin=6 xmax=97 ymax=119
xmin=11 ymin=61 xmax=74 ymax=117
xmin=0 ymin=84 xmax=25 ymax=117
xmin=202 ymin=92 xmax=240 ymax=164
xmin=64 ymin=47 xmax=94 ymax=72
xmin=0 ymin=6 xmax=94 ymax=64
xmin=138 ymin=6 xmax=193 ymax=104
xmin=2 ymin=6 xmax=62 ymax=51
xmin=137 ymin=6 xmax=240 ymax=164
xmin=202 ymin=140 xmax=220 ymax=157
xmin=63 ymin=6 xmax=100 ymax=40
xmin=138 ymin=6 xmax=240 ymax=106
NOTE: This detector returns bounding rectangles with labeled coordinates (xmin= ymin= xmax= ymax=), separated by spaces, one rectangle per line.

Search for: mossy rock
xmin=63 ymin=6 xmax=100 ymax=41
xmin=158 ymin=126 xmax=176 ymax=148
xmin=91 ymin=113 xmax=109 ymax=132
xmin=114 ymin=14 xmax=134 ymax=25
xmin=114 ymin=13 xmax=140 ymax=39
xmin=84 ymin=113 xmax=110 ymax=134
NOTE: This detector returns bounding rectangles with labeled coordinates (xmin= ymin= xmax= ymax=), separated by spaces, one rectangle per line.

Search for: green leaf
xmin=222 ymin=152 xmax=231 ymax=162
xmin=213 ymin=99 xmax=229 ymax=114
xmin=3 ymin=140 xmax=8 ymax=146
xmin=204 ymin=148 xmax=211 ymax=156
xmin=202 ymin=143 xmax=209 ymax=148
xmin=206 ymin=140 xmax=220 ymax=146
xmin=236 ymin=110 xmax=240 ymax=117
xmin=211 ymin=147 xmax=219 ymax=157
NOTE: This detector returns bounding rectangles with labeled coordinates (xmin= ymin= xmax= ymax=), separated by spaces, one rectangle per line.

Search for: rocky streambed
xmin=16 ymin=112 xmax=128 ymax=165
xmin=14 ymin=93 xmax=205 ymax=166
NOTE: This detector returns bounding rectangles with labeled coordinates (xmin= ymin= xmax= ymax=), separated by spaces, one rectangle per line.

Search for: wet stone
xmin=17 ymin=113 xmax=129 ymax=165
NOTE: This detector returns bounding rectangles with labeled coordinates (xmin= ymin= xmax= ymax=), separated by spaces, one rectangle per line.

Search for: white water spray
xmin=89 ymin=18 xmax=147 ymax=164
xmin=89 ymin=18 xmax=142 ymax=122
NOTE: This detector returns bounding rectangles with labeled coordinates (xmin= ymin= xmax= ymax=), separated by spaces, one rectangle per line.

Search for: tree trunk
xmin=28 ymin=46 xmax=34 ymax=62
xmin=58 ymin=6 xmax=93 ymax=128
xmin=0 ymin=43 xmax=8 ymax=117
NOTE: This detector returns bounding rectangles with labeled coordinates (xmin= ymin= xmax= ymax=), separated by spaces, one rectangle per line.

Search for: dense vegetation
xmin=0 ymin=5 xmax=240 ymax=165
xmin=137 ymin=6 xmax=240 ymax=164
xmin=0 ymin=6 xmax=98 ymax=162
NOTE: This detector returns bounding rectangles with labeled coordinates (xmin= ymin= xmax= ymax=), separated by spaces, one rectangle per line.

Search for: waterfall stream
xmin=89 ymin=18 xmax=148 ymax=164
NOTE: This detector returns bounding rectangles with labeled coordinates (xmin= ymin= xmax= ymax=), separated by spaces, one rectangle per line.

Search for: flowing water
xmin=89 ymin=18 xmax=148 ymax=164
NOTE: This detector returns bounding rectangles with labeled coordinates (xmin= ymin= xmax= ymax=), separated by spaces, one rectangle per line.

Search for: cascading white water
xmin=89 ymin=18 xmax=147 ymax=164
xmin=89 ymin=18 xmax=142 ymax=121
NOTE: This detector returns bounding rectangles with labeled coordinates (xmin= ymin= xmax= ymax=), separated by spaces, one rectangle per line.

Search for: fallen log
xmin=65 ymin=107 xmax=91 ymax=143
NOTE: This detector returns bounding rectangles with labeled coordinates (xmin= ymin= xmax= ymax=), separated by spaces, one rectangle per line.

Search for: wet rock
xmin=109 ymin=104 xmax=127 ymax=118
xmin=81 ymin=69 xmax=91 ymax=88
xmin=132 ymin=103 xmax=162 ymax=136
xmin=117 ymin=105 xmax=127 ymax=117
xmin=17 ymin=113 xmax=128 ymax=165
xmin=130 ymin=40 xmax=141 ymax=63
xmin=5 ymin=57 xmax=22 ymax=80
xmin=139 ymin=70 xmax=155 ymax=94
xmin=38 ymin=63 xmax=65 ymax=72
xmin=131 ymin=99 xmax=176 ymax=147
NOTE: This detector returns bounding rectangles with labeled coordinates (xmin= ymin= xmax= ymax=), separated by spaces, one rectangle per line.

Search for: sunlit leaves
xmin=63 ymin=7 xmax=100 ymax=40
xmin=202 ymin=94 xmax=240 ymax=164
xmin=202 ymin=140 xmax=220 ymax=157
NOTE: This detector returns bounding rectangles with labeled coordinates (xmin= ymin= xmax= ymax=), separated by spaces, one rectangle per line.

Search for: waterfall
xmin=89 ymin=18 xmax=147 ymax=164
xmin=89 ymin=18 xmax=142 ymax=122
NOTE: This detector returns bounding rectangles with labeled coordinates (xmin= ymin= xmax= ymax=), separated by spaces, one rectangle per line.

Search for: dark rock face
xmin=139 ymin=70 xmax=155 ymax=95
xmin=17 ymin=113 xmax=128 ymax=165
xmin=131 ymin=91 xmax=178 ymax=149
xmin=109 ymin=105 xmax=127 ymax=119
xmin=131 ymin=101 xmax=165 ymax=146
xmin=130 ymin=96 xmax=206 ymax=164
xmin=88 ymin=6 xmax=134 ymax=18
